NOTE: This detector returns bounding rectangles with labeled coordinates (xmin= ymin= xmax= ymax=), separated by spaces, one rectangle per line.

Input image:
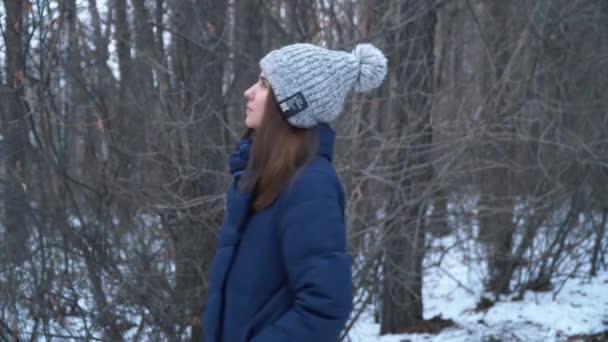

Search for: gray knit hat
xmin=260 ymin=43 xmax=388 ymax=128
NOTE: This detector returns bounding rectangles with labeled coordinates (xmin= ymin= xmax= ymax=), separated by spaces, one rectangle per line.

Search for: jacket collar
xmin=313 ymin=122 xmax=336 ymax=163
xmin=229 ymin=136 xmax=252 ymax=179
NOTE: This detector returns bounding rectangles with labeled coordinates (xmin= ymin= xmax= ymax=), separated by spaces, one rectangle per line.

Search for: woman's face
xmin=243 ymin=72 xmax=270 ymax=129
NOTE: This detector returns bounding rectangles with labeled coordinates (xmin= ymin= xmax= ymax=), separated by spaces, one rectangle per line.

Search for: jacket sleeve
xmin=250 ymin=171 xmax=353 ymax=342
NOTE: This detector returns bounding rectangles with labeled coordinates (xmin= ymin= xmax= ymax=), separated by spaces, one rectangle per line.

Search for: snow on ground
xmin=348 ymin=234 xmax=608 ymax=342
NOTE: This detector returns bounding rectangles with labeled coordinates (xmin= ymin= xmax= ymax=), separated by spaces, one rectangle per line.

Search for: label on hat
xmin=278 ymin=92 xmax=308 ymax=118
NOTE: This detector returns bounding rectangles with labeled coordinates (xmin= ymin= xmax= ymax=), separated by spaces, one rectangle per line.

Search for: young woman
xmin=203 ymin=43 xmax=387 ymax=342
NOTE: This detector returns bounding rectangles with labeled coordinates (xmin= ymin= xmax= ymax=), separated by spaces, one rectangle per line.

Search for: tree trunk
xmin=590 ymin=209 xmax=607 ymax=277
xmin=115 ymin=0 xmax=132 ymax=99
xmin=380 ymin=0 xmax=436 ymax=333
xmin=478 ymin=172 xmax=515 ymax=295
xmin=2 ymin=0 xmax=29 ymax=264
xmin=228 ymin=0 xmax=265 ymax=128
xmin=168 ymin=1 xmax=228 ymax=340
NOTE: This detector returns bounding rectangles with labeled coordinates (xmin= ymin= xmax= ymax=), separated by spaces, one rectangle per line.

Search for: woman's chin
xmin=245 ymin=118 xmax=258 ymax=129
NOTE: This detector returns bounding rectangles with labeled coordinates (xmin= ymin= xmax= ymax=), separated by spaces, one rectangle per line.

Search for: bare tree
xmin=2 ymin=0 xmax=30 ymax=264
xmin=1 ymin=0 xmax=606 ymax=340
xmin=377 ymin=0 xmax=436 ymax=333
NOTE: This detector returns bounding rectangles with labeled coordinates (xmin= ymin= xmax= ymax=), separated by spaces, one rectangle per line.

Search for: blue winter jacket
xmin=202 ymin=123 xmax=352 ymax=342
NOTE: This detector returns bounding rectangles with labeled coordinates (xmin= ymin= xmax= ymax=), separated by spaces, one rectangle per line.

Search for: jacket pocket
xmin=246 ymin=285 xmax=293 ymax=340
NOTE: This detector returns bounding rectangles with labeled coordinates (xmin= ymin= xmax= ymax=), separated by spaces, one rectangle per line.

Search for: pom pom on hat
xmin=352 ymin=43 xmax=388 ymax=92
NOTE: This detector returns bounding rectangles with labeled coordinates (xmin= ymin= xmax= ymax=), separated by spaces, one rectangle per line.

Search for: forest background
xmin=0 ymin=0 xmax=607 ymax=340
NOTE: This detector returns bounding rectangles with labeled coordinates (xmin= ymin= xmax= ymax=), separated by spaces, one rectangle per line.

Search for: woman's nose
xmin=244 ymin=86 xmax=252 ymax=100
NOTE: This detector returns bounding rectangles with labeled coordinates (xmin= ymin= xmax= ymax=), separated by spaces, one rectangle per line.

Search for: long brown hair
xmin=240 ymin=88 xmax=317 ymax=212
